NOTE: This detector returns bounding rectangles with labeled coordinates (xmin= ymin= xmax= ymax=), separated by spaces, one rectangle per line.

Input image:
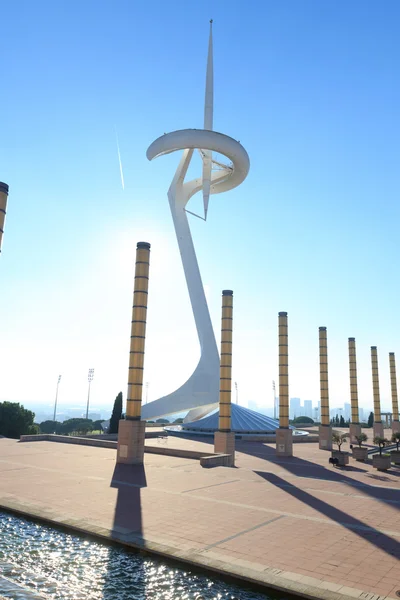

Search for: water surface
xmin=0 ymin=512 xmax=285 ymax=600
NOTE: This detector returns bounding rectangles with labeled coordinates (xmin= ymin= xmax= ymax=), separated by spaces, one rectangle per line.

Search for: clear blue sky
xmin=1 ymin=0 xmax=399 ymax=415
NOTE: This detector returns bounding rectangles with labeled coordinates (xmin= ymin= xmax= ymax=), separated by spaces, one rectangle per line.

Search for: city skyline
xmin=24 ymin=392 xmax=383 ymax=424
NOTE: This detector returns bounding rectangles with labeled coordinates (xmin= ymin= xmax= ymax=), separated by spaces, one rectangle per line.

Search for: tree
xmin=335 ymin=415 xmax=339 ymax=425
xmin=373 ymin=436 xmax=390 ymax=456
xmin=156 ymin=418 xmax=169 ymax=424
xmin=391 ymin=431 xmax=400 ymax=451
xmin=339 ymin=415 xmax=345 ymax=426
xmin=0 ymin=402 xmax=38 ymax=439
xmin=76 ymin=422 xmax=93 ymax=435
xmin=109 ymin=392 xmax=123 ymax=434
xmin=39 ymin=420 xmax=62 ymax=434
xmin=332 ymin=432 xmax=348 ymax=452
xmin=368 ymin=412 xmax=374 ymax=428
xmin=60 ymin=418 xmax=93 ymax=435
xmin=174 ymin=418 xmax=184 ymax=424
xmin=92 ymin=419 xmax=105 ymax=432
xmin=355 ymin=433 xmax=368 ymax=447
xmin=293 ymin=416 xmax=314 ymax=424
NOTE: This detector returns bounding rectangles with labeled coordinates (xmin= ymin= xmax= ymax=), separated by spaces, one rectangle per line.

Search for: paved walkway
xmin=0 ymin=437 xmax=399 ymax=600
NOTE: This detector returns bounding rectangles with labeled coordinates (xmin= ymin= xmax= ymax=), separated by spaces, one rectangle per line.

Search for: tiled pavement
xmin=0 ymin=435 xmax=399 ymax=600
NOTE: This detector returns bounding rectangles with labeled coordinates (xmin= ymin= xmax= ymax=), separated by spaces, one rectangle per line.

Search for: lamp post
xmin=235 ymin=381 xmax=238 ymax=405
xmin=145 ymin=382 xmax=149 ymax=405
xmin=272 ymin=380 xmax=276 ymax=420
xmin=53 ymin=375 xmax=62 ymax=422
xmin=86 ymin=368 xmax=95 ymax=420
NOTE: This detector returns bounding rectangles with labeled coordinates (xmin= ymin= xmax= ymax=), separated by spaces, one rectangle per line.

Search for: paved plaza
xmin=0 ymin=435 xmax=399 ymax=600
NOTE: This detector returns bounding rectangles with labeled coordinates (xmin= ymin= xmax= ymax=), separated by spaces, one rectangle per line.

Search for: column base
xmin=117 ymin=419 xmax=146 ymax=465
xmin=214 ymin=431 xmax=235 ymax=467
xmin=319 ymin=424 xmax=332 ymax=450
xmin=392 ymin=420 xmax=400 ymax=435
xmin=349 ymin=423 xmax=362 ymax=445
xmin=373 ymin=422 xmax=384 ymax=439
xmin=276 ymin=428 xmax=293 ymax=457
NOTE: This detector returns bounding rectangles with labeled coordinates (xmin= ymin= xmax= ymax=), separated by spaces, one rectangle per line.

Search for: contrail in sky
xmin=115 ymin=129 xmax=125 ymax=190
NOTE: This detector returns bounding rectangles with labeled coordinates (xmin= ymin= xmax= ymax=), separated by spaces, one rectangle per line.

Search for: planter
xmin=352 ymin=447 xmax=368 ymax=462
xmin=372 ymin=454 xmax=391 ymax=471
xmin=331 ymin=450 xmax=349 ymax=466
xmin=390 ymin=450 xmax=400 ymax=465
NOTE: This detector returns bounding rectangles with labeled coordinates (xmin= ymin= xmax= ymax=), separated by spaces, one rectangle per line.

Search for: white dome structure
xmin=182 ymin=404 xmax=294 ymax=433
xmin=164 ymin=405 xmax=310 ymax=439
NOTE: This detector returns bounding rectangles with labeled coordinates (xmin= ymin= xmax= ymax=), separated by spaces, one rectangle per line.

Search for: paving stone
xmin=0 ymin=436 xmax=399 ymax=600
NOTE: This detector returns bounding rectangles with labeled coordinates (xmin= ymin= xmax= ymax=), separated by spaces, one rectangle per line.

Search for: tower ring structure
xmin=141 ymin=129 xmax=249 ymax=420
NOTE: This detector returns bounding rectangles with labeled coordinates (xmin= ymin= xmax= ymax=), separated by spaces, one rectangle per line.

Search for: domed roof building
xmin=165 ymin=404 xmax=304 ymax=439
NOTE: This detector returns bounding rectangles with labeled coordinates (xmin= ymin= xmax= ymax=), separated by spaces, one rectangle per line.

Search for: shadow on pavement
xmin=101 ymin=463 xmax=147 ymax=599
xmin=255 ymin=470 xmax=400 ymax=561
xmin=234 ymin=440 xmax=400 ymax=509
xmin=110 ymin=463 xmax=147 ymax=540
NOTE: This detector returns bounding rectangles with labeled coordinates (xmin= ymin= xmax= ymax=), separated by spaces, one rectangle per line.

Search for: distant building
xmin=344 ymin=403 xmax=351 ymax=422
xmin=331 ymin=407 xmax=344 ymax=421
xmin=290 ymin=397 xmax=301 ymax=420
xmin=303 ymin=400 xmax=313 ymax=419
xmin=88 ymin=412 xmax=101 ymax=421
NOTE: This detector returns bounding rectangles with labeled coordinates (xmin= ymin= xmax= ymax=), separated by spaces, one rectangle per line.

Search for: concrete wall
xmin=19 ymin=434 xmax=215 ymax=461
xmin=20 ymin=434 xmax=116 ymax=449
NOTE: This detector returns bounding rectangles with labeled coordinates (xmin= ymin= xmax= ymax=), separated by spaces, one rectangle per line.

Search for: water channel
xmin=0 ymin=512 xmax=287 ymax=600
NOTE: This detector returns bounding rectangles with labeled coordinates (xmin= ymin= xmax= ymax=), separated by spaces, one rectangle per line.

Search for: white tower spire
xmin=204 ymin=19 xmax=214 ymax=130
xmin=202 ymin=19 xmax=213 ymax=219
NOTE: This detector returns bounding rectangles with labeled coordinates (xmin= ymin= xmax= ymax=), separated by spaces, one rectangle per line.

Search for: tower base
xmin=349 ymin=423 xmax=362 ymax=445
xmin=117 ymin=419 xmax=146 ymax=465
xmin=392 ymin=420 xmax=400 ymax=435
xmin=319 ymin=424 xmax=332 ymax=450
xmin=276 ymin=428 xmax=293 ymax=457
xmin=214 ymin=431 xmax=235 ymax=467
xmin=373 ymin=422 xmax=384 ymax=439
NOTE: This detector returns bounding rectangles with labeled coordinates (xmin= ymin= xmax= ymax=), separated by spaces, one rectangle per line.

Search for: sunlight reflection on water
xmin=0 ymin=513 xmax=276 ymax=600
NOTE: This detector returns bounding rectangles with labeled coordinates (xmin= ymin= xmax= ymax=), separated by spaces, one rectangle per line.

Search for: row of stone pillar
xmin=116 ymin=242 xmax=238 ymax=465
xmin=318 ymin=331 xmax=399 ymax=450
xmin=277 ymin=315 xmax=400 ymax=456
xmin=116 ymin=243 xmax=399 ymax=466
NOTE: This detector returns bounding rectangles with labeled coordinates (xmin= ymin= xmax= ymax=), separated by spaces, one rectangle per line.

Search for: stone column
xmin=389 ymin=352 xmax=400 ymax=434
xmin=276 ymin=312 xmax=292 ymax=456
xmin=117 ymin=242 xmax=150 ymax=464
xmin=319 ymin=327 xmax=332 ymax=450
xmin=214 ymin=290 xmax=235 ymax=466
xmin=348 ymin=338 xmax=361 ymax=443
xmin=0 ymin=182 xmax=9 ymax=253
xmin=371 ymin=346 xmax=384 ymax=438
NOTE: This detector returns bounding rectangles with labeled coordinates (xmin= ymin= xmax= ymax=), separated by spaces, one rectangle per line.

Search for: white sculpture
xmin=142 ymin=22 xmax=250 ymax=420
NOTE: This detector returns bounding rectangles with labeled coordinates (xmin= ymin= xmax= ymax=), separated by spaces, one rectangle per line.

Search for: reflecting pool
xmin=0 ymin=512 xmax=286 ymax=600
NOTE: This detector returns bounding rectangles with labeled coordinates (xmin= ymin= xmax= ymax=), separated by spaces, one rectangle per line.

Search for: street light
xmin=53 ymin=375 xmax=62 ymax=422
xmin=86 ymin=368 xmax=95 ymax=419
xmin=272 ymin=380 xmax=276 ymax=420
xmin=145 ymin=382 xmax=149 ymax=404
xmin=235 ymin=381 xmax=238 ymax=405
